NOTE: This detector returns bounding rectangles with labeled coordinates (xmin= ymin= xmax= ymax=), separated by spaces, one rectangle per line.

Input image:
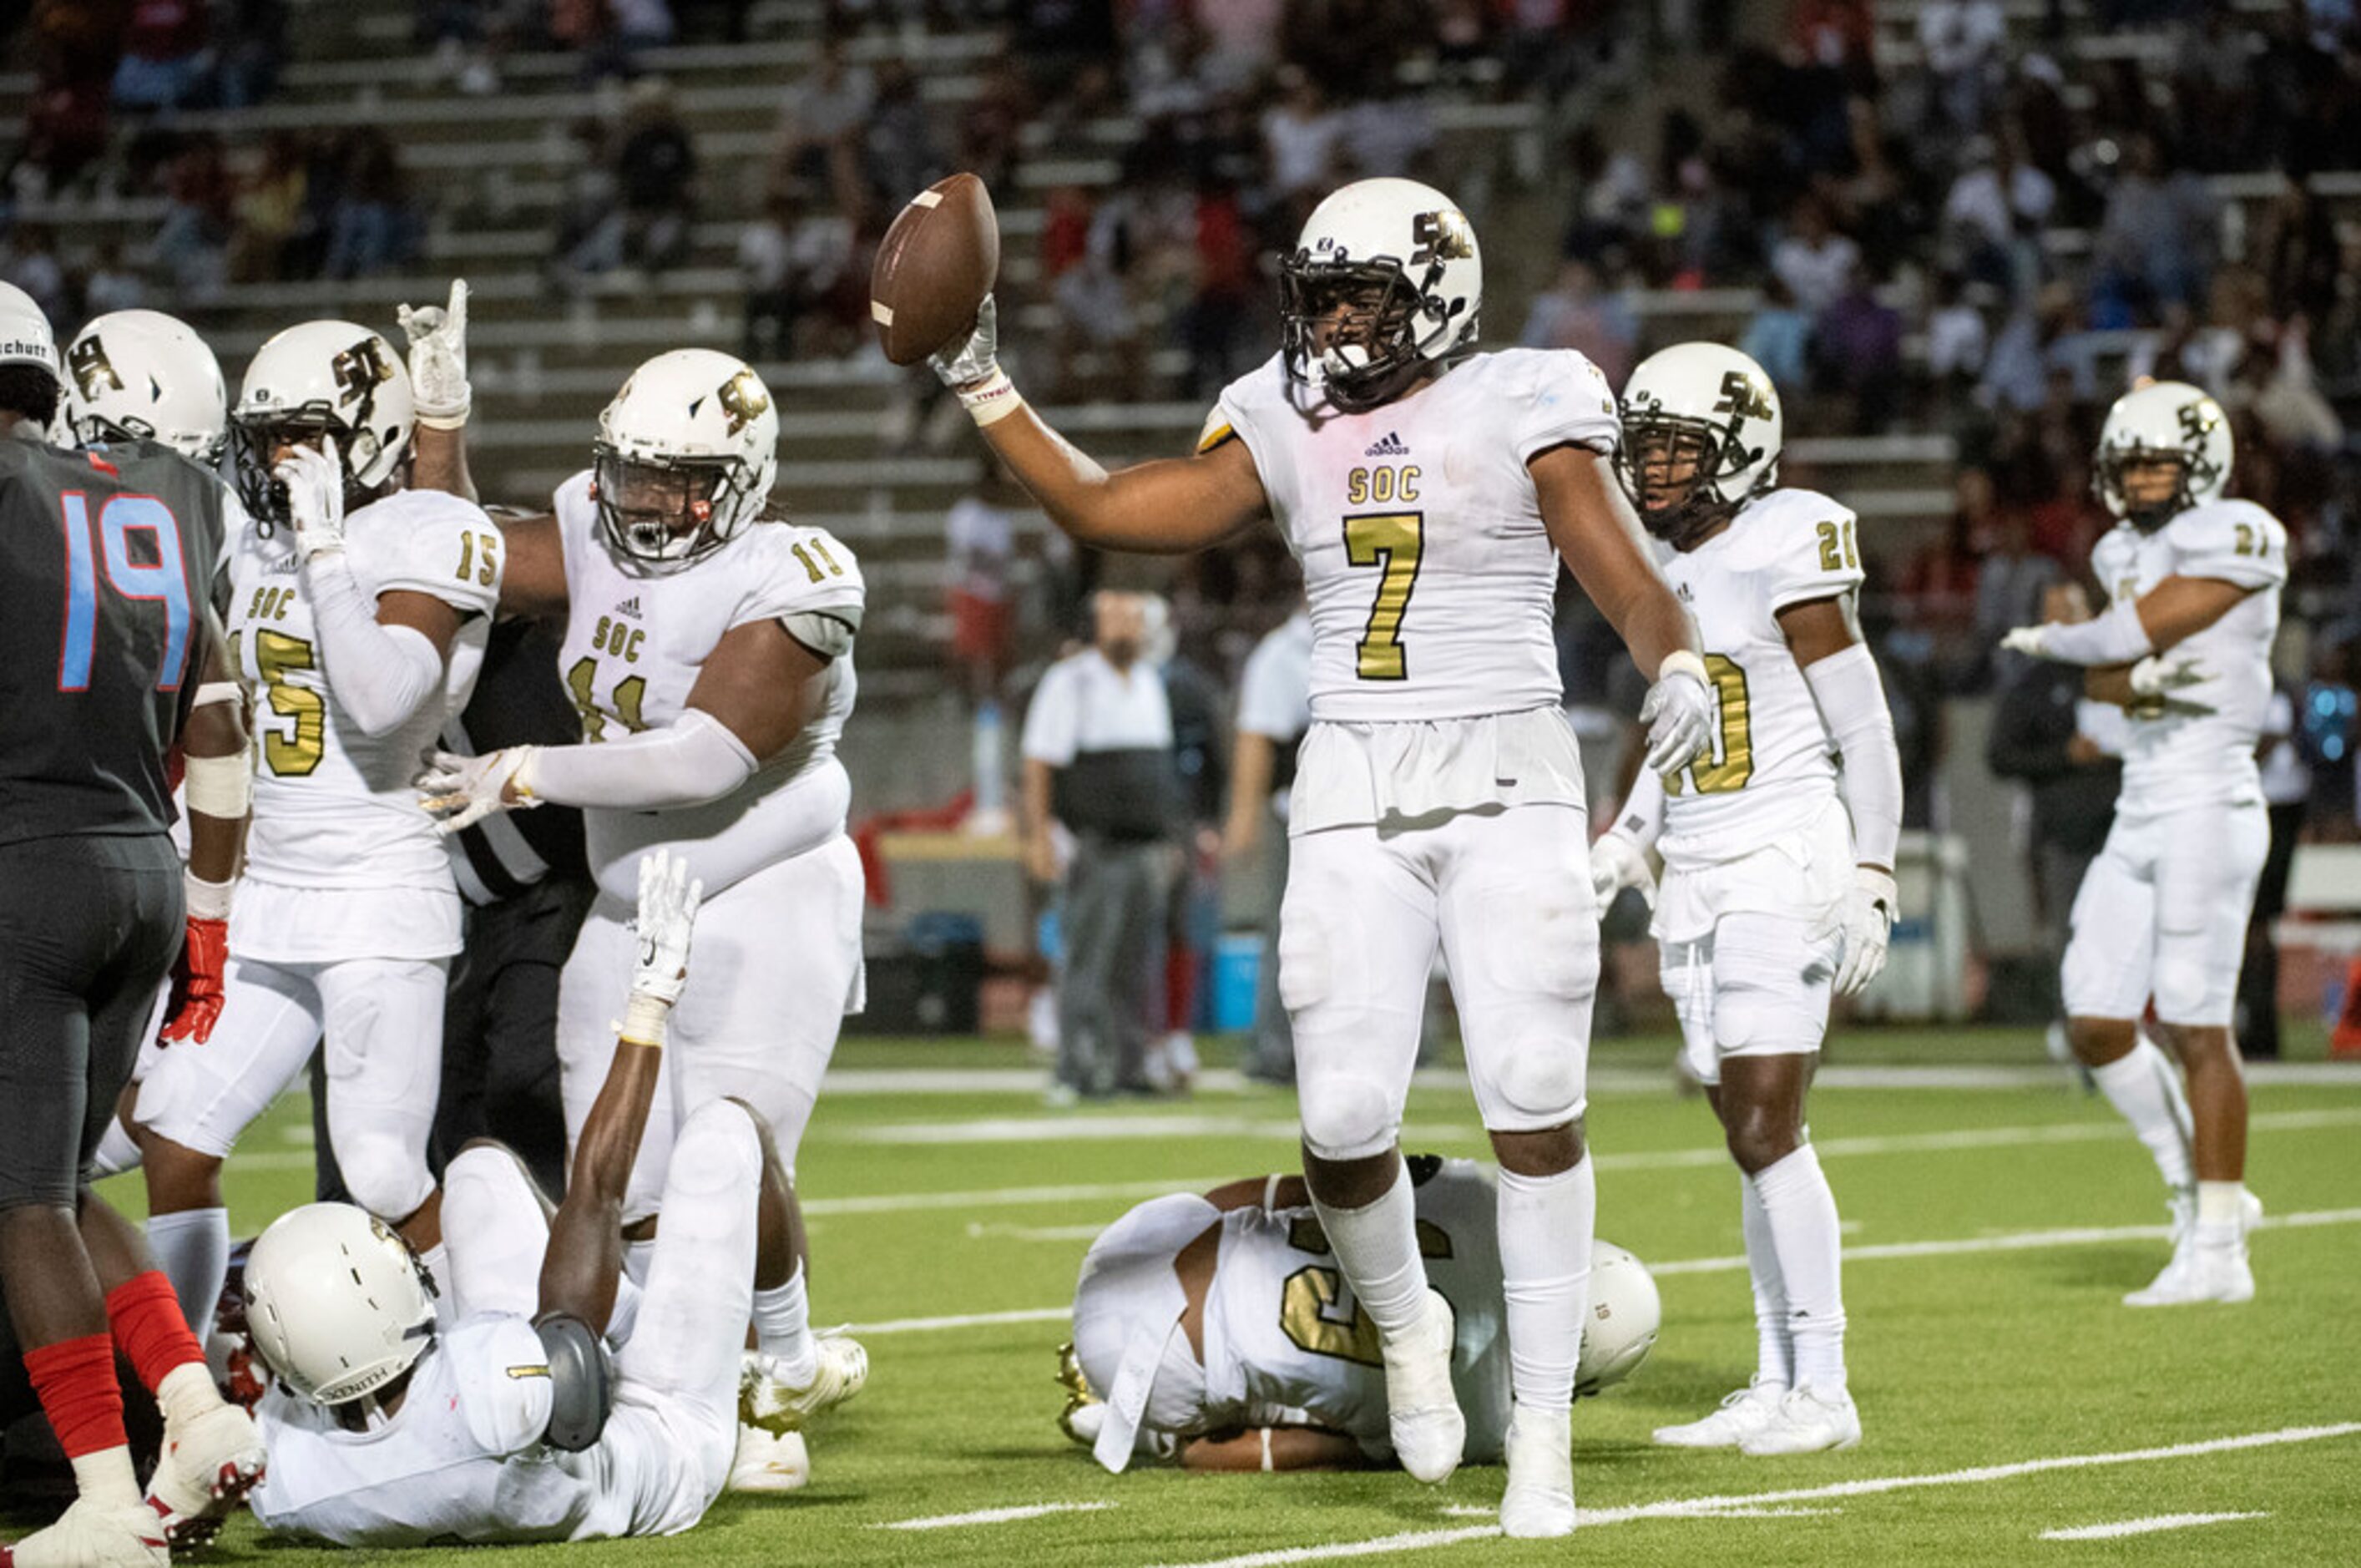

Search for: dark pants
xmin=1057 ymin=836 xmax=1167 ymax=1096
xmin=0 ymin=836 xmax=181 ymax=1208
xmin=316 ymin=877 xmax=594 ymax=1203
xmin=1246 ymin=825 xmax=1295 ymax=1082
xmin=2037 ymin=837 xmax=2102 ymax=1019
xmin=2238 ymin=801 xmax=2306 ymax=1060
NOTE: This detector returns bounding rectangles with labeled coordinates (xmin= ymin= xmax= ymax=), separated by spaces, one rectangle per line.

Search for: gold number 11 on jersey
xmin=1344 ymin=513 xmax=1424 ymax=680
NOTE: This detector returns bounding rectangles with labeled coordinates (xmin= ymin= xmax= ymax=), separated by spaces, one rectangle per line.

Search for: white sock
xmin=1307 ymin=1161 xmax=1426 ymax=1340
xmin=2195 ymin=1181 xmax=2248 ymax=1240
xmin=90 ymin=1120 xmax=140 ymax=1178
xmin=1496 ymin=1156 xmax=1595 ymax=1415
xmin=70 ymin=1445 xmax=142 ymax=1510
xmin=146 ymin=1207 xmax=230 ymax=1344
xmin=1739 ymin=1171 xmax=1792 ymax=1390
xmin=1752 ymin=1146 xmax=1846 ymax=1395
xmin=752 ymin=1264 xmax=816 ymax=1383
xmin=2088 ymin=1035 xmax=2195 ymax=1192
xmin=623 ymin=1237 xmax=658 ymax=1289
xmin=417 ymin=1242 xmax=455 ymax=1326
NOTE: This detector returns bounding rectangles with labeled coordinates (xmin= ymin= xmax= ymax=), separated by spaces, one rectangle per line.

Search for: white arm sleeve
xmin=524 ymin=707 xmax=759 ymax=810
xmin=1610 ymin=761 xmax=1666 ymax=854
xmin=1802 ymin=642 xmax=1903 ymax=869
xmin=301 ymin=554 xmax=446 ymax=738
xmin=2033 ymin=594 xmax=2154 ymax=666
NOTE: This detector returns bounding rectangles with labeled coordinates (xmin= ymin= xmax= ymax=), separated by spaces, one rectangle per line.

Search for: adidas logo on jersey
xmin=1364 ymin=432 xmax=1408 ymax=458
xmin=615 ymin=596 xmax=643 ymax=620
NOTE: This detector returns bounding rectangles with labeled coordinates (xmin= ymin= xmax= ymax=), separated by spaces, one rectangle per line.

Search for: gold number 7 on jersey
xmin=1344 ymin=512 xmax=1423 ymax=680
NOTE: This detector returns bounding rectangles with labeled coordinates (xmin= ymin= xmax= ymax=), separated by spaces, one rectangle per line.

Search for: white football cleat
xmin=146 ymin=1396 xmax=266 ymax=1556
xmin=2 ymin=1497 xmax=169 ymax=1567
xmin=740 ymin=1335 xmax=869 ymax=1434
xmin=1497 ymin=1405 xmax=1575 ymax=1539
xmin=725 ymin=1427 xmax=811 ymax=1494
xmin=1738 ymin=1384 xmax=1861 ymax=1456
xmin=1651 ymin=1380 xmax=1788 ymax=1449
xmin=1381 ymin=1289 xmax=1464 ymax=1485
xmin=2126 ymin=1226 xmax=2254 ymax=1307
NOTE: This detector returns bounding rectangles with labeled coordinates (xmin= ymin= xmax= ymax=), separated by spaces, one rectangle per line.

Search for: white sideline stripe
xmin=880 ymin=1502 xmax=1115 ymax=1531
xmin=2040 ymin=1511 xmax=2267 ymax=1540
xmin=845 ymin=1209 xmax=2361 ymax=1335
xmin=1147 ymin=1424 xmax=2360 ymax=1568
xmin=806 ymin=1177 xmax=1228 ymax=1217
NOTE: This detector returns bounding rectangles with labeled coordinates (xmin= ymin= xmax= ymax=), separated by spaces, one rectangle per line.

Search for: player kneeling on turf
xmin=1056 ymin=1157 xmax=1659 ymax=1472
xmin=1590 ymin=345 xmax=1903 ymax=1456
xmin=239 ymin=852 xmax=804 ymax=1543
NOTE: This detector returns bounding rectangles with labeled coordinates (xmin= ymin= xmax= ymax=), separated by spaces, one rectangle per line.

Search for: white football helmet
xmin=2094 ymin=379 xmax=2232 ymax=530
xmin=231 ymin=320 xmax=415 ymax=529
xmin=1281 ymin=177 xmax=1482 ymax=412
xmin=591 ymin=347 xmax=779 ymax=574
xmin=1575 ymin=1240 xmax=1662 ymax=1397
xmin=243 ymin=1203 xmax=437 ymax=1407
xmin=1616 ymin=342 xmax=1783 ymax=548
xmin=63 ymin=310 xmax=229 ymax=463
xmin=0 ymin=280 xmax=59 ymax=424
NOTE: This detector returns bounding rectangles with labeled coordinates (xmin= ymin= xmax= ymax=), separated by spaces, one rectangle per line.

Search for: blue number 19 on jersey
xmin=58 ymin=493 xmax=192 ymax=693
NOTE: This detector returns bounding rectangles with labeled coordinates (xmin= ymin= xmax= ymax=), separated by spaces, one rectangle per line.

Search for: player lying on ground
xmin=0 ymin=282 xmax=269 ymax=1568
xmin=923 ymin=174 xmax=1711 ymax=1538
xmin=1590 ymin=345 xmax=1903 ymax=1455
xmin=1056 ymin=1157 xmax=1657 ymax=1471
xmin=2001 ymin=381 xmax=2284 ymax=1307
xmin=240 ymin=851 xmax=815 ymax=1543
xmin=400 ymin=288 xmax=868 ymax=1488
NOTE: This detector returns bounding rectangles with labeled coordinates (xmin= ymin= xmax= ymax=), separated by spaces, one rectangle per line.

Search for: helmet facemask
xmin=2096 ymin=446 xmax=2209 ymax=534
xmin=1280 ymin=258 xmax=1469 ymax=414
xmin=231 ymin=413 xmax=370 ymax=536
xmin=591 ymin=442 xmax=757 ymax=574
xmin=1615 ymin=411 xmax=1763 ymax=549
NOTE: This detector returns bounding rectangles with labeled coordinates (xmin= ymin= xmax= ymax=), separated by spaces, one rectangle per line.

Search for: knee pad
xmin=663 ymin=1100 xmax=763 ymax=1201
xmin=443 ymin=1141 xmax=539 ymax=1223
xmin=336 ymin=1132 xmax=435 ymax=1222
xmin=1484 ymin=1043 xmax=1586 ymax=1125
xmin=1297 ymin=1070 xmax=1397 ymax=1161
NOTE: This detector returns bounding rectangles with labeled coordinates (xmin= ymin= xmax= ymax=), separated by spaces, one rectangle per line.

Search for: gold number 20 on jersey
xmin=1344 ymin=512 xmax=1424 ymax=680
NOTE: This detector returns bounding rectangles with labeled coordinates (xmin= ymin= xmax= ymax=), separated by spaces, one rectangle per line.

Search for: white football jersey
xmin=250 ymin=1313 xmax=624 ymax=1546
xmin=552 ymin=473 xmax=865 ymax=903
xmin=1200 ymin=1161 xmax=1510 ymax=1461
xmin=1205 ymin=349 xmax=1620 ymax=724
xmin=1651 ymin=488 xmax=1865 ymax=867
xmin=2089 ymin=499 xmax=2285 ymax=817
xmin=226 ymin=488 xmax=498 ymax=891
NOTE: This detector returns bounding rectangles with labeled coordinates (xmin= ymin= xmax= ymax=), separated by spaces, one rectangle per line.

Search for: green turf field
xmin=63 ymin=1027 xmax=2361 ymax=1565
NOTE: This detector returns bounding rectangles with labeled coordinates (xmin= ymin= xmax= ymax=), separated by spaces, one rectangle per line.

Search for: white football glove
xmin=1588 ymin=831 xmax=1655 ymax=920
xmin=1833 ymin=866 xmax=1898 ymax=997
xmin=415 ymin=746 xmax=541 ymax=834
xmin=2129 ymin=652 xmax=2204 ymax=697
xmin=629 ymin=849 xmax=702 ymax=1008
xmin=1640 ymin=651 xmax=1716 ymax=777
xmin=2000 ymin=625 xmax=2050 ymax=660
xmin=928 ymin=292 xmax=1000 ymax=390
xmin=276 ymin=438 xmax=347 ymax=563
xmin=397 ymin=279 xmax=471 ymax=429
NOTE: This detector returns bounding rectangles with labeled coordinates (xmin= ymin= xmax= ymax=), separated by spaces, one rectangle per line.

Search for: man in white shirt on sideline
xmin=1022 ymin=590 xmax=1179 ymax=1103
xmin=1222 ymin=604 xmax=1312 ymax=1084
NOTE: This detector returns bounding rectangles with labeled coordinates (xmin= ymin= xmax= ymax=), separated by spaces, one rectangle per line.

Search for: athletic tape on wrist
xmin=956 ymin=367 xmax=1024 ymax=427
xmin=1657 ymin=648 xmax=1708 ymax=688
xmin=184 ymin=748 xmax=251 ymax=819
xmin=619 ymin=992 xmax=671 ymax=1047
xmin=185 ymin=873 xmax=234 ymax=922
xmin=415 ymin=408 xmax=470 ymax=431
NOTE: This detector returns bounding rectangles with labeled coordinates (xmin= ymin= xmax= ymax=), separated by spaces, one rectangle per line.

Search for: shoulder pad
xmin=1739 ymin=488 xmax=1864 ymax=609
xmin=2166 ymin=499 xmax=2285 ymax=589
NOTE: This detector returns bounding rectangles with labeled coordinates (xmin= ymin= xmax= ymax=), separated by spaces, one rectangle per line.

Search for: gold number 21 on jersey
xmin=1344 ymin=513 xmax=1423 ymax=680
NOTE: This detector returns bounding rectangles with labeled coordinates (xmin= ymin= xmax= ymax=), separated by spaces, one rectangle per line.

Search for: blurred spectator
xmin=1180 ymin=175 xmax=1257 ymax=399
xmin=2091 ymin=135 xmax=2217 ymax=321
xmin=1974 ymin=510 xmax=2063 ymax=676
xmin=607 ymin=78 xmax=699 ymax=276
xmin=150 ymin=134 xmax=234 ymax=300
xmin=228 ymin=129 xmax=307 ymax=282
xmin=113 ymin=0 xmax=211 ymax=113
xmin=612 ymin=0 xmax=675 ymax=48
xmin=1812 ymin=265 xmax=1903 ymax=430
xmin=862 ymin=59 xmax=940 ymax=212
xmin=739 ymin=188 xmax=859 ymax=360
xmin=1740 ymin=276 xmax=1813 ymax=397
xmin=322 ymin=129 xmax=422 ymax=280
xmin=1519 ymin=260 xmax=1637 ymax=389
xmin=83 ymin=240 xmax=147 ymax=317
xmin=2240 ymin=675 xmax=2312 ymax=1059
xmin=420 ymin=0 xmax=507 ymax=96
xmin=946 ymin=458 xmax=1029 ymax=700
xmin=1771 ymin=195 xmax=1860 ymax=314
xmin=1 ymin=227 xmax=70 ymax=329
xmin=207 ymin=0 xmax=287 ymax=109
xmin=1916 ymin=0 xmax=2005 ymax=133
xmin=1259 ymin=66 xmax=1341 ymax=205
xmin=765 ymin=35 xmax=871 ymax=210
xmin=1897 ymin=473 xmax=1989 ymax=682
xmin=17 ymin=21 xmax=114 ymax=199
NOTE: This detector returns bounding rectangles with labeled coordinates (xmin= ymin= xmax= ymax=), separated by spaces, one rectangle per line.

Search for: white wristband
xmin=415 ymin=407 xmax=469 ymax=432
xmin=1657 ymin=648 xmax=1709 ymax=688
xmin=1259 ymin=1427 xmax=1274 ymax=1472
xmin=619 ymin=992 xmax=671 ymax=1047
xmin=185 ymin=873 xmax=234 ymax=922
xmin=954 ymin=367 xmax=1024 ymax=427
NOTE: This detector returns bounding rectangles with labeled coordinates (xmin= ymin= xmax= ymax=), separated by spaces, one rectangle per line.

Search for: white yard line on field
xmin=2039 ymin=1511 xmax=2268 ymax=1540
xmin=1146 ymin=1425 xmax=2358 ymax=1568
xmin=846 ymin=1208 xmax=2361 ymax=1335
xmin=879 ymin=1502 xmax=1116 ymax=1530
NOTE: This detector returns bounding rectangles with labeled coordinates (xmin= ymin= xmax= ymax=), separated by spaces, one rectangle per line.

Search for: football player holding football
xmin=2002 ymin=382 xmax=2283 ymax=1306
xmin=399 ymin=289 xmax=868 ymax=1489
xmin=1590 ymin=344 xmax=1903 ymax=1455
xmin=926 ymin=176 xmax=1713 ymax=1535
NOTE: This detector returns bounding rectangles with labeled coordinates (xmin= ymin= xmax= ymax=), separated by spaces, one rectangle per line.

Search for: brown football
xmin=870 ymin=173 xmax=1000 ymax=367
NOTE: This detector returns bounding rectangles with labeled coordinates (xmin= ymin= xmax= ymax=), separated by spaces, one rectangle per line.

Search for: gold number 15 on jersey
xmin=1344 ymin=512 xmax=1423 ymax=680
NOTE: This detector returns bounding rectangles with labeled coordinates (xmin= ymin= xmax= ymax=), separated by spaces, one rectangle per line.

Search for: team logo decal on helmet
xmin=1281 ymin=178 xmax=1484 ymax=415
xmin=1615 ymin=343 xmax=1785 ymax=549
xmin=63 ymin=311 xmax=230 ymax=463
